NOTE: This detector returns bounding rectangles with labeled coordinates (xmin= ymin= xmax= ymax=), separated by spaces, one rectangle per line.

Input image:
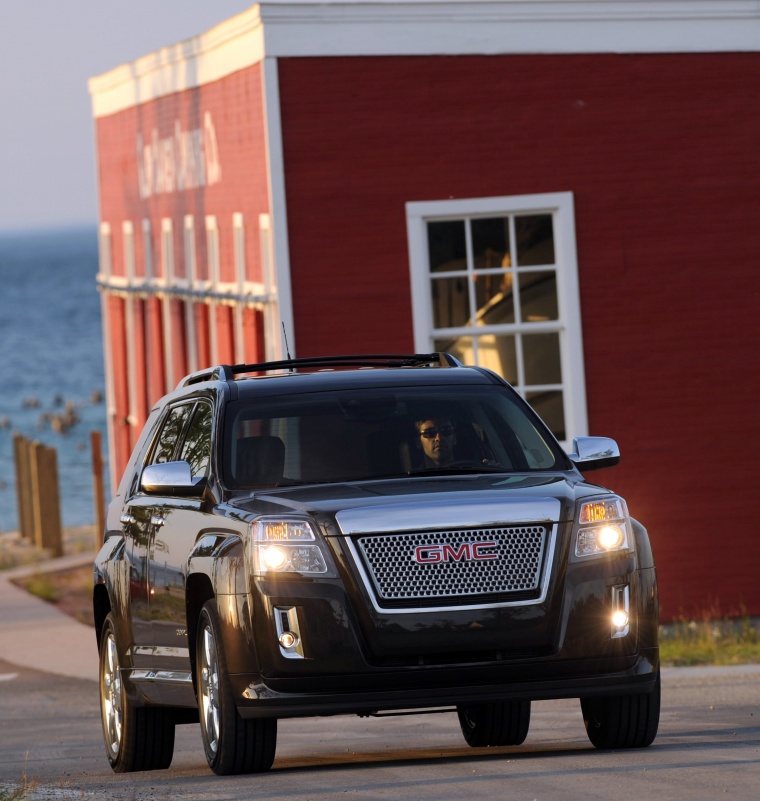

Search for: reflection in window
xmin=424 ymin=208 xmax=564 ymax=440
xmin=526 ymin=390 xmax=566 ymax=441
xmin=515 ymin=215 xmax=555 ymax=266
xmin=427 ymin=220 xmax=466 ymax=273
xmin=180 ymin=403 xmax=213 ymax=477
xmin=151 ymin=404 xmax=192 ymax=465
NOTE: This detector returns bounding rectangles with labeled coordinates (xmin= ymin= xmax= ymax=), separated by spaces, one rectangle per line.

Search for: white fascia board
xmin=90 ymin=1 xmax=760 ymax=117
xmin=260 ymin=1 xmax=760 ymax=57
xmin=89 ymin=6 xmax=265 ymax=118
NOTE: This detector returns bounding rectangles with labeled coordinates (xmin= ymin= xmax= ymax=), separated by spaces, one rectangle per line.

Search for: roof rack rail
xmin=178 ymin=365 xmax=228 ymax=388
xmin=226 ymin=352 xmax=462 ymax=377
xmin=177 ymin=352 xmax=462 ymax=388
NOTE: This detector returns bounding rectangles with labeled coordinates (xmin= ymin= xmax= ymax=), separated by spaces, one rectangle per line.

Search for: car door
xmin=126 ymin=401 xmax=195 ymax=668
xmin=148 ymin=399 xmax=215 ymax=672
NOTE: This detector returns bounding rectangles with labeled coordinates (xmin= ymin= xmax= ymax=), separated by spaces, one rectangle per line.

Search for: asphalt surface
xmin=2 ymin=552 xmax=760 ymax=800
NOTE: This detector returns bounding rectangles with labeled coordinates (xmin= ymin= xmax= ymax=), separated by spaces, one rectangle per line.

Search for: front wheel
xmin=581 ymin=670 xmax=661 ymax=749
xmin=457 ymin=700 xmax=531 ymax=747
xmin=99 ymin=613 xmax=175 ymax=772
xmin=197 ymin=600 xmax=277 ymax=775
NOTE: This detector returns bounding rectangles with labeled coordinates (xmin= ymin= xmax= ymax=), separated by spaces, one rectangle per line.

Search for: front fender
xmin=187 ymin=534 xmax=259 ymax=675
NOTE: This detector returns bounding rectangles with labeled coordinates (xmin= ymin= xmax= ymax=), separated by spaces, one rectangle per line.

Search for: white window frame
xmin=259 ymin=212 xmax=281 ymax=361
xmin=183 ymin=215 xmax=198 ymax=372
xmin=160 ymin=218 xmax=174 ymax=388
xmin=122 ymin=221 xmax=135 ymax=282
xmin=98 ymin=222 xmax=112 ymax=280
xmin=233 ymin=213 xmax=247 ymax=364
xmin=405 ymin=191 xmax=587 ymax=446
xmin=142 ymin=218 xmax=154 ymax=282
xmin=206 ymin=215 xmax=220 ymax=363
xmin=183 ymin=214 xmax=197 ymax=285
xmin=122 ymin=221 xmax=138 ymax=428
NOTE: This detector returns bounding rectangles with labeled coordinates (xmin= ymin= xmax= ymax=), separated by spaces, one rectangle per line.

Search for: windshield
xmin=222 ymin=385 xmax=564 ymax=489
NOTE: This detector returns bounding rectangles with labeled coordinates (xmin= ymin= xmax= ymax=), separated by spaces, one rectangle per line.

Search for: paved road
xmin=1 ymin=658 xmax=759 ymax=800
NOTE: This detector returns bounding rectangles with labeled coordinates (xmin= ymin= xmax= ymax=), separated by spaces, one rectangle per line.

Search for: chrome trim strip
xmin=129 ymin=669 xmax=193 ymax=684
xmin=274 ymin=606 xmax=305 ymax=659
xmin=336 ymin=496 xmax=560 ymax=534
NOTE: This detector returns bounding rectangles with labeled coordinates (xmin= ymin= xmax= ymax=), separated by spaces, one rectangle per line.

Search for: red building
xmin=89 ymin=0 xmax=760 ymax=620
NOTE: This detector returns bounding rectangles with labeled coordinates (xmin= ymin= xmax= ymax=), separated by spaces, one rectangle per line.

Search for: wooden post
xmin=91 ymin=430 xmax=106 ymax=549
xmin=13 ymin=434 xmax=34 ymax=540
xmin=29 ymin=441 xmax=63 ymax=558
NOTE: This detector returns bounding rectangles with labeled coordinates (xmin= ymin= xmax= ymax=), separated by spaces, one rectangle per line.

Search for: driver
xmin=415 ymin=417 xmax=457 ymax=468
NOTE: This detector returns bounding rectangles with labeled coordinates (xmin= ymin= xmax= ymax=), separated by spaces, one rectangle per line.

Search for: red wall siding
xmin=94 ymin=63 xmax=270 ymax=475
xmin=242 ymin=308 xmax=265 ymax=362
xmin=146 ymin=298 xmax=166 ymax=402
xmin=131 ymin=298 xmax=149 ymax=448
xmin=277 ymin=54 xmax=760 ymax=619
xmin=107 ymin=296 xmax=131 ymax=469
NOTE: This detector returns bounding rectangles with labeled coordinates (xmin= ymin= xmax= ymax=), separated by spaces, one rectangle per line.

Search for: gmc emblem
xmin=413 ymin=541 xmax=498 ymax=564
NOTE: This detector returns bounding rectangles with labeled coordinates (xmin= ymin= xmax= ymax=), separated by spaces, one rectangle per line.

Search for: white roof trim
xmin=90 ymin=1 xmax=760 ymax=117
xmin=89 ymin=7 xmax=265 ymax=118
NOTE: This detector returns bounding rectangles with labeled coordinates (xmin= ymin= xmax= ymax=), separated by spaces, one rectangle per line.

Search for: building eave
xmin=89 ymin=0 xmax=760 ymax=117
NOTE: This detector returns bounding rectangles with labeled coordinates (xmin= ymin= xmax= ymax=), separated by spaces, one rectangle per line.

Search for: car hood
xmin=226 ymin=472 xmax=611 ymax=528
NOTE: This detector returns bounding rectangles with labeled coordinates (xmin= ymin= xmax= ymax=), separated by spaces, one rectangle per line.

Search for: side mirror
xmin=141 ymin=460 xmax=208 ymax=497
xmin=568 ymin=437 xmax=620 ymax=471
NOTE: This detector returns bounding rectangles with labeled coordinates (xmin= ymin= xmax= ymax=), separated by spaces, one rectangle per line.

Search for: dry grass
xmin=660 ymin=606 xmax=760 ymax=666
xmin=13 ymin=564 xmax=94 ymax=627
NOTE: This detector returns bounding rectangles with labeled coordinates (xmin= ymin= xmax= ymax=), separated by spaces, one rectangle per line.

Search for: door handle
xmin=150 ymin=515 xmax=166 ymax=527
xmin=120 ymin=513 xmax=136 ymax=526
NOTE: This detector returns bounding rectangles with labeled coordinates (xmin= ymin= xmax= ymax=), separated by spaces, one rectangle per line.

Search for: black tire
xmin=196 ymin=599 xmax=277 ymax=775
xmin=457 ymin=700 xmax=531 ymax=747
xmin=99 ymin=613 xmax=175 ymax=772
xmin=581 ymin=669 xmax=661 ymax=749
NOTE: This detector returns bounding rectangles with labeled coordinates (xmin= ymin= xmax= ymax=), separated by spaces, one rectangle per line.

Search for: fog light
xmin=611 ymin=584 xmax=631 ymax=639
xmin=278 ymin=631 xmax=298 ymax=649
xmin=612 ymin=610 xmax=629 ymax=629
xmin=274 ymin=606 xmax=304 ymax=659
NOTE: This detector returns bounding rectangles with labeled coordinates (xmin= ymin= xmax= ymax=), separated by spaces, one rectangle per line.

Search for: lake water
xmin=0 ymin=226 xmax=108 ymax=532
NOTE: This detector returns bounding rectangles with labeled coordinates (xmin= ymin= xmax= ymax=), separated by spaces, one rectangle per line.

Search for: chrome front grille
xmin=353 ymin=525 xmax=549 ymax=608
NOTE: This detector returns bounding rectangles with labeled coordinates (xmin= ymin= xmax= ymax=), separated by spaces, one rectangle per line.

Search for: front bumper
xmin=231 ymin=649 xmax=659 ymax=719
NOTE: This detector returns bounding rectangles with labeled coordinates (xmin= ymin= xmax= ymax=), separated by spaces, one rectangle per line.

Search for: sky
xmin=0 ymin=1 xmax=253 ymax=233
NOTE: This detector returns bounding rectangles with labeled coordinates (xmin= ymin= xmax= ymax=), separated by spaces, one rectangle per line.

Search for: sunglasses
xmin=419 ymin=426 xmax=454 ymax=439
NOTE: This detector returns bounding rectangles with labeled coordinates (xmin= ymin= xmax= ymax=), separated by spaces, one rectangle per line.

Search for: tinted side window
xmin=179 ymin=402 xmax=213 ymax=478
xmin=150 ymin=404 xmax=193 ymax=465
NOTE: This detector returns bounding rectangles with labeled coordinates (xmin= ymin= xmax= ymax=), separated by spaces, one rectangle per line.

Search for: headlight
xmin=574 ymin=496 xmax=632 ymax=558
xmin=251 ymin=518 xmax=332 ymax=576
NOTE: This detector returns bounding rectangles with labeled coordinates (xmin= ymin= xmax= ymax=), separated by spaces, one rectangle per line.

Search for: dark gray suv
xmin=94 ymin=353 xmax=659 ymax=775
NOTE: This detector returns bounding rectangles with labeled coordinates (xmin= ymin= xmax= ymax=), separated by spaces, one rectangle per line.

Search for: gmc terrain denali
xmin=93 ymin=353 xmax=659 ymax=774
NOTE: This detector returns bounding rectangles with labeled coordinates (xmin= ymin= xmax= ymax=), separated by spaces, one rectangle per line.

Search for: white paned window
xmin=406 ymin=192 xmax=587 ymax=445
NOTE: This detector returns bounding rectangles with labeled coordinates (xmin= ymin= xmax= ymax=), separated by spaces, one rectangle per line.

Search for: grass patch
xmin=17 ymin=573 xmax=59 ymax=603
xmin=660 ymin=608 xmax=760 ymax=666
xmin=11 ymin=565 xmax=94 ymax=627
